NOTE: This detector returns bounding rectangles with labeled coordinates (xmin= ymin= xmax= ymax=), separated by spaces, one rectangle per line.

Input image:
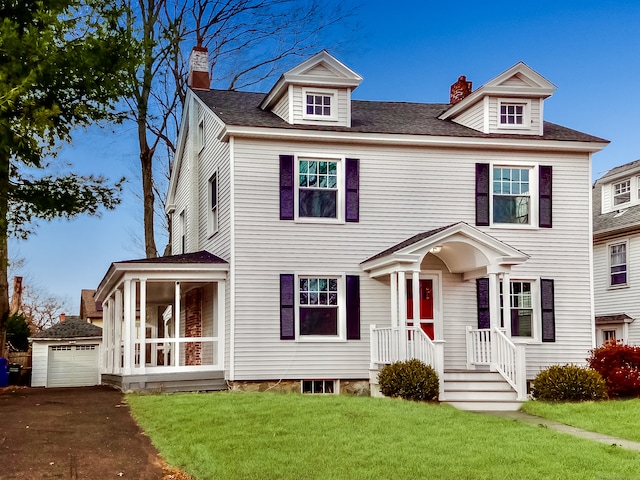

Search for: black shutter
xmin=476 ymin=278 xmax=490 ymax=329
xmin=345 ymin=158 xmax=360 ymax=222
xmin=475 ymin=163 xmax=490 ymax=226
xmin=541 ymin=278 xmax=555 ymax=342
xmin=539 ymin=166 xmax=552 ymax=228
xmin=279 ymin=155 xmax=294 ymax=220
xmin=346 ymin=275 xmax=360 ymax=340
xmin=280 ymin=274 xmax=295 ymax=340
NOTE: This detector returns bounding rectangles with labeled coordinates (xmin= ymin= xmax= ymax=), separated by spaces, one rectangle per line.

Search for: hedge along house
xmin=96 ymin=49 xmax=607 ymax=409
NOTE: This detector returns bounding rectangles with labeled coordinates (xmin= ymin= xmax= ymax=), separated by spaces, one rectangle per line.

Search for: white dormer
xmin=260 ymin=51 xmax=363 ymax=127
xmin=439 ymin=62 xmax=557 ymax=136
xmin=600 ymin=162 xmax=640 ymax=214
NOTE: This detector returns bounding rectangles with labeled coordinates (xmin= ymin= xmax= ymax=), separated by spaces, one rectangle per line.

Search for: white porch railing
xmin=466 ymin=326 xmax=527 ymax=400
xmin=370 ymin=325 xmax=445 ymax=395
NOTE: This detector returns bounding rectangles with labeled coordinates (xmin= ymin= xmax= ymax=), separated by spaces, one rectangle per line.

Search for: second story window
xmin=208 ymin=173 xmax=218 ymax=236
xmin=613 ymin=179 xmax=631 ymax=206
xmin=298 ymin=158 xmax=339 ymax=219
xmin=610 ymin=242 xmax=627 ymax=286
xmin=493 ymin=166 xmax=531 ymax=225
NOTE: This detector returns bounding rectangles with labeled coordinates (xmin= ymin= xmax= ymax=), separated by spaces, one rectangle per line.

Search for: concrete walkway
xmin=481 ymin=410 xmax=640 ymax=452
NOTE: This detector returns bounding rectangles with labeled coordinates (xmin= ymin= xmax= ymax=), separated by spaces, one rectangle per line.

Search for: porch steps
xmin=442 ymin=370 xmax=523 ymax=412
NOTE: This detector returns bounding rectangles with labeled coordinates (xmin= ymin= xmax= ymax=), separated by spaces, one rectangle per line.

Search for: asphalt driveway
xmin=0 ymin=385 xmax=183 ymax=479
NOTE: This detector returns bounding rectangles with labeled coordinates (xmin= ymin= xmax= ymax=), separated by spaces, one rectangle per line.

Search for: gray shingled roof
xmin=35 ymin=317 xmax=102 ymax=339
xmin=362 ymin=224 xmax=458 ymax=264
xmin=593 ymin=160 xmax=640 ymax=236
xmin=116 ymin=251 xmax=227 ymax=265
xmin=194 ymin=89 xmax=607 ymax=143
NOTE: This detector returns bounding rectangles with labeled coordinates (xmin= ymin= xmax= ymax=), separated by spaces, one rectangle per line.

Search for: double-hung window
xmin=493 ymin=166 xmax=532 ymax=225
xmin=298 ymin=158 xmax=340 ymax=219
xmin=610 ymin=242 xmax=628 ymax=286
xmin=299 ymin=277 xmax=340 ymax=336
xmin=613 ymin=179 xmax=631 ymax=206
xmin=208 ymin=173 xmax=218 ymax=236
xmin=499 ymin=280 xmax=535 ymax=338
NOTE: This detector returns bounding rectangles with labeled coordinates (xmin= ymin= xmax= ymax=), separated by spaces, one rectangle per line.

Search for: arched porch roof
xmin=360 ymin=222 xmax=528 ymax=279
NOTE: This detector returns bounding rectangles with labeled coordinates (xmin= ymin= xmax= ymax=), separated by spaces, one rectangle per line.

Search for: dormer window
xmin=302 ymin=88 xmax=338 ymax=121
xmin=613 ymin=179 xmax=631 ymax=206
xmin=498 ymin=99 xmax=531 ymax=130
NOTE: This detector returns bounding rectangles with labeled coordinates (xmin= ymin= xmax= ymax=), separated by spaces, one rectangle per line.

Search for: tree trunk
xmin=0 ymin=153 xmax=10 ymax=358
xmin=141 ymin=145 xmax=157 ymax=258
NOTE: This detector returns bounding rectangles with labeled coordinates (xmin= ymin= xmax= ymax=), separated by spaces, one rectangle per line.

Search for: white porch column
xmin=390 ymin=272 xmax=398 ymax=328
xmin=411 ymin=270 xmax=420 ymax=323
xmin=139 ymin=279 xmax=147 ymax=372
xmin=114 ymin=288 xmax=123 ymax=374
xmin=129 ymin=280 xmax=137 ymax=372
xmin=398 ymin=271 xmax=407 ymax=360
xmin=122 ymin=280 xmax=132 ymax=374
xmin=102 ymin=299 xmax=111 ymax=374
xmin=488 ymin=272 xmax=499 ymax=369
xmin=501 ymin=272 xmax=511 ymax=336
xmin=174 ymin=281 xmax=181 ymax=367
xmin=216 ymin=280 xmax=225 ymax=368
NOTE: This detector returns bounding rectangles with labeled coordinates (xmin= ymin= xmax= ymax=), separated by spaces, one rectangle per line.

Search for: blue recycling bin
xmin=0 ymin=358 xmax=8 ymax=387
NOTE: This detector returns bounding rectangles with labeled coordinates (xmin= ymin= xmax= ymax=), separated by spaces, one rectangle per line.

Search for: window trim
xmin=302 ymin=88 xmax=338 ymax=121
xmin=178 ymin=210 xmax=186 ymax=254
xmin=207 ymin=171 xmax=219 ymax=237
xmin=198 ymin=118 xmax=205 ymax=152
xmin=497 ymin=99 xmax=531 ymax=130
xmin=501 ymin=278 xmax=542 ymax=344
xmin=490 ymin=163 xmax=539 ymax=229
xmin=301 ymin=379 xmax=338 ymax=394
xmin=294 ymin=154 xmax=345 ymax=224
xmin=608 ymin=240 xmax=629 ymax=288
xmin=295 ymin=273 xmax=346 ymax=342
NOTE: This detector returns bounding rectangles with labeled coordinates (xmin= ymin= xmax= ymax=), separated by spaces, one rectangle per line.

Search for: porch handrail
xmin=465 ymin=326 xmax=527 ymax=400
xmin=491 ymin=328 xmax=527 ymax=400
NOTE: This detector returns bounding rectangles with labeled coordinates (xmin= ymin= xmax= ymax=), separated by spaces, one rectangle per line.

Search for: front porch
xmin=95 ymin=251 xmax=229 ymax=392
xmin=362 ymin=223 xmax=530 ymax=410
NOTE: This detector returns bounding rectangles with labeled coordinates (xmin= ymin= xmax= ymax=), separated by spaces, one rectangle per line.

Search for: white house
xmin=593 ymin=159 xmax=640 ymax=345
xmin=95 ymin=50 xmax=608 ymax=409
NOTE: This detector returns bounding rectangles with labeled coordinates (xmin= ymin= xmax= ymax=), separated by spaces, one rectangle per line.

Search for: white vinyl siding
xmin=595 ymin=233 xmax=640 ymax=345
xmin=229 ymin=138 xmax=593 ymax=380
xmin=452 ymin=100 xmax=485 ymax=132
xmin=272 ymin=93 xmax=290 ymax=123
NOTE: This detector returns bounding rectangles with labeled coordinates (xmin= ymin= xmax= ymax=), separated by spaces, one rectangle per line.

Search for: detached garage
xmin=31 ymin=316 xmax=102 ymax=387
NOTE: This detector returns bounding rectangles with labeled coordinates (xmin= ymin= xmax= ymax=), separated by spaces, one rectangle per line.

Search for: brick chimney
xmin=60 ymin=313 xmax=66 ymax=323
xmin=450 ymin=75 xmax=473 ymax=104
xmin=188 ymin=46 xmax=210 ymax=90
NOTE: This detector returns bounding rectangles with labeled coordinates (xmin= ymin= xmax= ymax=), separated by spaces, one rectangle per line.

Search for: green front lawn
xmin=128 ymin=392 xmax=640 ymax=480
xmin=522 ymin=398 xmax=640 ymax=442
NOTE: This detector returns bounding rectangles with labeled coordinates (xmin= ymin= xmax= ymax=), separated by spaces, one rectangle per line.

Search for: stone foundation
xmin=228 ymin=379 xmax=370 ymax=396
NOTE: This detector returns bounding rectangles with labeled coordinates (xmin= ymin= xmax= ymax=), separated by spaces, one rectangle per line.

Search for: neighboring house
xmin=80 ymin=289 xmax=103 ymax=327
xmin=593 ymin=159 xmax=640 ymax=345
xmin=95 ymin=50 xmax=607 ymax=409
xmin=31 ymin=315 xmax=102 ymax=387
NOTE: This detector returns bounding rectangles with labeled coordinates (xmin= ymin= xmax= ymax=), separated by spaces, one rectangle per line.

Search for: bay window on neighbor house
xmin=610 ymin=242 xmax=628 ymax=286
xmin=280 ymin=274 xmax=360 ymax=342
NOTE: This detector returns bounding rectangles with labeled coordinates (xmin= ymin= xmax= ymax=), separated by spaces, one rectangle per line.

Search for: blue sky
xmin=12 ymin=0 xmax=640 ymax=312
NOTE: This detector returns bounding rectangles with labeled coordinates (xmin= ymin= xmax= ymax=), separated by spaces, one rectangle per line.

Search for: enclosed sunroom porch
xmin=95 ymin=251 xmax=228 ymax=392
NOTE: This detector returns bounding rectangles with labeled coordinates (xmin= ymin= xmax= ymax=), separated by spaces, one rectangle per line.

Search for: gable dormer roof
xmin=259 ymin=50 xmax=362 ymax=111
xmin=439 ymin=62 xmax=557 ymax=121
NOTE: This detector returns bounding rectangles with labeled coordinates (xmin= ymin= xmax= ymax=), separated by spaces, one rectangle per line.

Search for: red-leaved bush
xmin=587 ymin=342 xmax=640 ymax=398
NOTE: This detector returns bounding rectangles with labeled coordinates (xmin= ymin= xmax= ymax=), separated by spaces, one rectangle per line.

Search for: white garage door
xmin=48 ymin=344 xmax=99 ymax=387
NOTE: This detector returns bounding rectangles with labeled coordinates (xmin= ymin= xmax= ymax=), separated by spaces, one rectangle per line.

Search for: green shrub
xmin=378 ymin=359 xmax=439 ymax=402
xmin=531 ymin=364 xmax=608 ymax=402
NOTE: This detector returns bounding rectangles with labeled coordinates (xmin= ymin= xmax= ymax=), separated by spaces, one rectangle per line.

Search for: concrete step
xmin=441 ymin=369 xmax=523 ymax=411
xmin=443 ymin=388 xmax=518 ymax=402
xmin=444 ymin=380 xmax=514 ymax=391
xmin=446 ymin=399 xmax=523 ymax=411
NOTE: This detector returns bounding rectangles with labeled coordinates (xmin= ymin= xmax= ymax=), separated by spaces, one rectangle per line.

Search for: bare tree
xmin=19 ymin=285 xmax=72 ymax=334
xmin=124 ymin=0 xmax=358 ymax=258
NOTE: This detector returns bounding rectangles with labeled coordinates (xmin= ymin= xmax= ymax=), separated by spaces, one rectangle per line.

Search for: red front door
xmin=407 ymin=279 xmax=435 ymax=339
